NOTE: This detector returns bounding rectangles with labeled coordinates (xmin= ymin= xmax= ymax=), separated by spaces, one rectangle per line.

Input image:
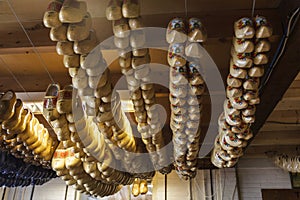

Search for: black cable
xmin=210 ymin=170 xmax=214 ymax=200
xmin=74 ymin=189 xmax=77 ymax=200
xmin=30 ymin=185 xmax=35 ymax=200
xmin=189 ymin=178 xmax=193 ymax=200
xmin=165 ymin=174 xmax=167 ymax=200
xmin=64 ymin=185 xmax=69 ymax=200
xmin=259 ymin=7 xmax=300 ymax=92
xmin=1 ymin=187 xmax=6 ymax=200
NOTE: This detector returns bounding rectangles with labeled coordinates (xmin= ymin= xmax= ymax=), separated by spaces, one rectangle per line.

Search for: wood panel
xmin=262 ymin=189 xmax=300 ymax=200
xmin=251 ymin=130 xmax=300 ymax=146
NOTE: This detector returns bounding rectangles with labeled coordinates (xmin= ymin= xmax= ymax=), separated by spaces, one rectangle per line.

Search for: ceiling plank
xmin=0 ymin=8 xmax=281 ymax=48
xmin=251 ymin=130 xmax=300 ymax=146
xmin=245 ymin=145 xmax=300 ymax=158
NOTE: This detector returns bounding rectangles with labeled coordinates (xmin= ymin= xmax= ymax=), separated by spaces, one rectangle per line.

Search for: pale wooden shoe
xmin=243 ymin=77 xmax=260 ymax=91
xmin=122 ymin=0 xmax=140 ymax=19
xmin=113 ymin=18 xmax=130 ymax=38
xmin=106 ymin=0 xmax=122 ymax=21
xmin=253 ymin=53 xmax=268 ymax=65
xmin=67 ymin=12 xmax=92 ymax=42
xmin=74 ymin=30 xmax=98 ymax=55
xmin=255 ymin=39 xmax=271 ymax=52
xmin=231 ymin=50 xmax=253 ymax=68
xmin=114 ymin=35 xmax=129 ymax=49
xmin=64 ymin=54 xmax=80 ymax=68
xmin=168 ymin=43 xmax=186 ymax=67
xmin=50 ymin=24 xmax=68 ymax=42
xmin=229 ymin=63 xmax=247 ymax=79
xmin=226 ymin=86 xmax=243 ymax=99
xmin=248 ymin=66 xmax=265 ymax=77
xmin=59 ymin=0 xmax=87 ymax=23
xmin=233 ymin=37 xmax=254 ymax=53
xmin=57 ymin=85 xmax=73 ymax=114
xmin=185 ymin=42 xmax=204 ymax=59
xmin=227 ymin=74 xmax=242 ymax=88
xmin=129 ymin=17 xmax=143 ymax=30
xmin=254 ymin=16 xmax=273 ymax=39
xmin=166 ymin=18 xmax=187 ymax=44
xmin=43 ymin=1 xmax=63 ymax=28
xmin=56 ymin=41 xmax=74 ymax=56
xmin=234 ymin=17 xmax=255 ymax=39
xmin=188 ymin=17 xmax=207 ymax=42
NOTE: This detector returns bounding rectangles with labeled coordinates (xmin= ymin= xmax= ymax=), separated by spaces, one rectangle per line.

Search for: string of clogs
xmin=166 ymin=17 xmax=207 ymax=180
xmin=274 ymin=154 xmax=300 ymax=173
xmin=106 ymin=0 xmax=172 ymax=175
xmin=211 ymin=16 xmax=273 ymax=168
xmin=43 ymin=0 xmax=137 ymax=197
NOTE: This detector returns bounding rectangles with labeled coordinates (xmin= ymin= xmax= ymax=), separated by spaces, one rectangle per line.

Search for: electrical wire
xmin=185 ymin=0 xmax=188 ymax=19
xmin=0 ymin=57 xmax=43 ymax=113
xmin=251 ymin=0 xmax=256 ymax=18
xmin=259 ymin=7 xmax=300 ymax=92
xmin=6 ymin=0 xmax=56 ymax=84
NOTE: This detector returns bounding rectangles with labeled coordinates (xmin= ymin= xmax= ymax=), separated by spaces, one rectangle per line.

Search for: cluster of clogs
xmin=166 ymin=17 xmax=207 ymax=180
xmin=0 ymin=151 xmax=56 ymax=187
xmin=106 ymin=0 xmax=172 ymax=174
xmin=52 ymin=142 xmax=124 ymax=197
xmin=0 ymin=90 xmax=57 ymax=168
xmin=43 ymin=0 xmax=138 ymax=174
xmin=43 ymin=83 xmax=134 ymax=197
xmin=274 ymin=154 xmax=300 ymax=173
xmin=131 ymin=178 xmax=149 ymax=197
xmin=211 ymin=16 xmax=272 ymax=168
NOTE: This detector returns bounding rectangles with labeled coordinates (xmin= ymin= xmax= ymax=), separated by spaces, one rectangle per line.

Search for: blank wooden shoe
xmin=67 ymin=12 xmax=92 ymax=42
xmin=59 ymin=0 xmax=87 ymax=23
xmin=57 ymin=85 xmax=73 ymax=114
xmin=113 ymin=18 xmax=130 ymax=38
xmin=74 ymin=29 xmax=98 ymax=54
xmin=43 ymin=1 xmax=63 ymax=28
xmin=106 ymin=0 xmax=122 ymax=21
xmin=122 ymin=0 xmax=140 ymax=19
xmin=50 ymin=24 xmax=68 ymax=42
xmin=56 ymin=41 xmax=74 ymax=56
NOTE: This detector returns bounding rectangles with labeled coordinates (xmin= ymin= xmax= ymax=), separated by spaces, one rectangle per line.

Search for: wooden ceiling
xmin=0 ymin=0 xmax=299 ymax=165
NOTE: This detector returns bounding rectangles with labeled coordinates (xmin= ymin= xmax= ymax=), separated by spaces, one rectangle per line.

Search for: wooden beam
xmin=251 ymin=130 xmax=300 ymax=146
xmin=260 ymin=123 xmax=300 ymax=132
xmin=0 ymin=9 xmax=281 ymax=48
xmin=268 ymin=110 xmax=300 ymax=123
xmin=245 ymin=145 xmax=300 ymax=158
xmin=245 ymin=0 xmax=300 ymax=149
